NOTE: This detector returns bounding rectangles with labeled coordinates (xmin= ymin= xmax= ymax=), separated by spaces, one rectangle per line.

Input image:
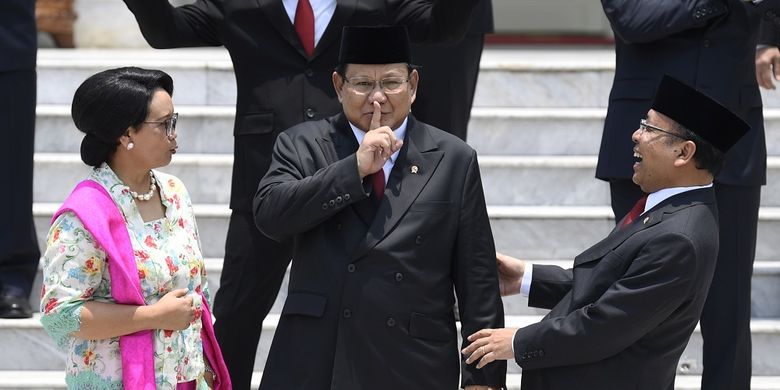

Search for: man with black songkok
xmin=462 ymin=76 xmax=749 ymax=390
xmin=253 ymin=25 xmax=506 ymax=390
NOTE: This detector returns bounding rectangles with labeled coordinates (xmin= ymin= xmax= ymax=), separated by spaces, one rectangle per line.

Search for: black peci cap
xmin=651 ymin=75 xmax=749 ymax=153
xmin=338 ymin=25 xmax=411 ymax=65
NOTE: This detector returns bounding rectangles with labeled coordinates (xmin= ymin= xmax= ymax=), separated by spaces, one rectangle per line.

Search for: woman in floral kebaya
xmin=40 ymin=67 xmax=230 ymax=390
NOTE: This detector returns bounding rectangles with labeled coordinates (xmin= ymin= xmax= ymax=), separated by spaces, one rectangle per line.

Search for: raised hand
xmin=356 ymin=101 xmax=403 ymax=178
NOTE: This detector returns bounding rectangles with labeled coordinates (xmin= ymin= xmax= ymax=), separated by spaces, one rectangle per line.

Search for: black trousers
xmin=610 ymin=179 xmax=759 ymax=390
xmin=411 ymin=34 xmax=485 ymax=142
xmin=212 ymin=210 xmax=292 ymax=390
xmin=0 ymin=69 xmax=39 ymax=297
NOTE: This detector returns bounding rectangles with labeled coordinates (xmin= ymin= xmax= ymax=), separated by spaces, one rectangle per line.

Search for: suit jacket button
xmin=329 ymin=200 xmax=336 ymax=206
xmin=343 ymin=309 xmax=352 ymax=318
xmin=538 ymin=350 xmax=545 ymax=357
xmin=305 ymin=108 xmax=316 ymax=118
xmin=394 ymin=272 xmax=404 ymax=282
xmin=415 ymin=235 xmax=423 ymax=244
xmin=347 ymin=264 xmax=356 ymax=273
xmin=305 ymin=68 xmax=314 ymax=77
xmin=386 ymin=317 xmax=396 ymax=327
xmin=344 ymin=193 xmax=351 ymax=201
xmin=336 ymin=196 xmax=343 ymax=203
xmin=322 ymin=203 xmax=328 ymax=209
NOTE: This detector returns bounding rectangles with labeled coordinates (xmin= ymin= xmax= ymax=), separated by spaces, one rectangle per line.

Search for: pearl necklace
xmin=129 ymin=171 xmax=156 ymax=201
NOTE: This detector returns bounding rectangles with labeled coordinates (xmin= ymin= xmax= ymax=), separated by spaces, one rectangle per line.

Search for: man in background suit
xmin=595 ymin=1 xmax=772 ymax=387
xmin=463 ymin=75 xmax=749 ymax=390
xmin=254 ymin=25 xmax=505 ymax=389
xmin=0 ymin=0 xmax=38 ymax=319
xmin=120 ymin=0 xmax=480 ymax=387
xmin=411 ymin=0 xmax=493 ymax=141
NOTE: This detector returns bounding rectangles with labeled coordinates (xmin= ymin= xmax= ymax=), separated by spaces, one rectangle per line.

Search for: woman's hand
xmin=151 ymin=288 xmax=194 ymax=330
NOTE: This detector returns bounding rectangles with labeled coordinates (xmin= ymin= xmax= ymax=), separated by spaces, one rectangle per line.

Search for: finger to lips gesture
xmin=357 ymin=101 xmax=403 ymax=178
xmin=462 ymin=328 xmax=518 ymax=369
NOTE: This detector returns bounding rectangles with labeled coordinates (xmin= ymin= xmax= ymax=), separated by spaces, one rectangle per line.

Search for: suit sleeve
xmin=389 ymin=0 xmax=480 ymax=45
xmin=512 ymin=232 xmax=698 ymax=370
xmin=527 ymin=264 xmax=573 ymax=310
xmin=453 ymin=150 xmax=507 ymax=388
xmin=122 ymin=0 xmax=222 ymax=48
xmin=253 ymin=131 xmax=369 ymax=242
xmin=759 ymin=17 xmax=780 ymax=46
xmin=601 ymin=0 xmax=728 ymax=43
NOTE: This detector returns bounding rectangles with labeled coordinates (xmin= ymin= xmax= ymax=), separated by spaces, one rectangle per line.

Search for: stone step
xmin=4 ymin=371 xmax=780 ymax=390
xmin=31 ymin=204 xmax=780 ymax=262
xmin=29 ymin=153 xmax=780 ymax=207
xmin=2 ymin=314 xmax=779 ymax=376
xmin=36 ymin=48 xmax=780 ymax=108
xmin=2 ymin=371 xmax=780 ymax=390
xmin=23 ymin=259 xmax=780 ymax=319
xmin=34 ymin=104 xmax=780 ymax=156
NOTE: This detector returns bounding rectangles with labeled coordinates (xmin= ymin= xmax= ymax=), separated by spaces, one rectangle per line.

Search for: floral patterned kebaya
xmin=40 ymin=163 xmax=211 ymax=389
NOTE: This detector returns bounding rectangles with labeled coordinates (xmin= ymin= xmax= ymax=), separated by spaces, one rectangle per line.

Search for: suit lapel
xmin=257 ymin=0 xmax=309 ymax=59
xmin=313 ymin=0 xmax=356 ymax=60
xmin=352 ymin=117 xmax=444 ymax=260
xmin=573 ymin=188 xmax=715 ymax=267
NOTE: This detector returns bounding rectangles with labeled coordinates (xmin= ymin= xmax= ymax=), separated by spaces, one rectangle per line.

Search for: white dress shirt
xmin=349 ymin=117 xmax=408 ymax=185
xmin=282 ymin=0 xmax=337 ymax=47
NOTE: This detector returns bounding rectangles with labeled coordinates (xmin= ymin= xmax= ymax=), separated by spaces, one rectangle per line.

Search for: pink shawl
xmin=53 ymin=179 xmax=231 ymax=389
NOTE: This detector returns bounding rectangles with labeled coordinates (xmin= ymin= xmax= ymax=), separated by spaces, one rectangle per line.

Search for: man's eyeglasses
xmin=344 ymin=77 xmax=409 ymax=95
xmin=639 ymin=119 xmax=688 ymax=141
xmin=144 ymin=113 xmax=178 ymax=138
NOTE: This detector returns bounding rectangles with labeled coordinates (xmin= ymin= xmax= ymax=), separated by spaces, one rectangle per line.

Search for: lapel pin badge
xmin=410 ymin=165 xmax=419 ymax=174
xmin=643 ymin=216 xmax=650 ymax=224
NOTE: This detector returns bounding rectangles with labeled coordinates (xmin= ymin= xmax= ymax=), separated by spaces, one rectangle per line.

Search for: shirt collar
xmin=644 ymin=183 xmax=713 ymax=214
xmin=348 ymin=117 xmax=408 ymax=165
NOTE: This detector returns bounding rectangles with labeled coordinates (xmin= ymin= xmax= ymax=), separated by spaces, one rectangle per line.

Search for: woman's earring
xmin=127 ymin=142 xmax=134 ymax=151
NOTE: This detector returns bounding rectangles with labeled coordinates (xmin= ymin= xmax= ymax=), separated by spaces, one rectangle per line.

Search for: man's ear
xmin=408 ymin=68 xmax=419 ymax=104
xmin=332 ymin=71 xmax=344 ymax=102
xmin=673 ymin=140 xmax=697 ymax=167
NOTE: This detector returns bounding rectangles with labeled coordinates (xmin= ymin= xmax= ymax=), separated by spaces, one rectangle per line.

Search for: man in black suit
xmin=594 ymin=1 xmax=771 ymax=388
xmin=0 ymin=0 xmax=38 ymax=319
xmin=253 ymin=25 xmax=505 ymax=389
xmin=120 ymin=0 xmax=480 ymax=387
xmin=463 ymin=76 xmax=749 ymax=390
xmin=411 ymin=0 xmax=493 ymax=141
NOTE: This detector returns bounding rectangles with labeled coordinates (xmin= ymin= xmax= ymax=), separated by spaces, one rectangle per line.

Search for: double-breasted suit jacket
xmin=514 ymin=189 xmax=719 ymax=390
xmin=122 ymin=0 xmax=479 ymax=211
xmin=253 ymin=113 xmax=506 ymax=389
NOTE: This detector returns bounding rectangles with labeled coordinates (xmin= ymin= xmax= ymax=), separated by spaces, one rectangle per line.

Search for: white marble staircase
xmin=2 ymin=46 xmax=779 ymax=389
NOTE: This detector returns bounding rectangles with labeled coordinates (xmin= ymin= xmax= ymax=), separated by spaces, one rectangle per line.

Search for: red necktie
xmin=371 ymin=170 xmax=385 ymax=204
xmin=621 ymin=195 xmax=648 ymax=228
xmin=294 ymin=0 xmax=315 ymax=57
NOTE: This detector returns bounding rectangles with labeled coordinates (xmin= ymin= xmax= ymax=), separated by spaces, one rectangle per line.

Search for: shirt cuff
xmin=520 ymin=264 xmax=533 ymax=297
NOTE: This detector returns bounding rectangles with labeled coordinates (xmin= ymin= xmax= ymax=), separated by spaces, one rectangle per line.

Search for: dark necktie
xmin=621 ymin=195 xmax=648 ymax=228
xmin=294 ymin=0 xmax=315 ymax=57
xmin=370 ymin=170 xmax=385 ymax=205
